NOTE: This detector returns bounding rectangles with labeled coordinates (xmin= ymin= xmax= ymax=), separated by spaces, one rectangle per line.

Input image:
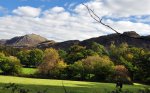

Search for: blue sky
xmin=0 ymin=0 xmax=86 ymax=15
xmin=0 ymin=0 xmax=150 ymax=41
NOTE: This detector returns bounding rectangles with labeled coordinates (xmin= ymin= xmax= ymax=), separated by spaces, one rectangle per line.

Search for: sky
xmin=0 ymin=0 xmax=150 ymax=41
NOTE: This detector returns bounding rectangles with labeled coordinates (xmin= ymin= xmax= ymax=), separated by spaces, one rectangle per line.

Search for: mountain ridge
xmin=0 ymin=34 xmax=48 ymax=47
xmin=0 ymin=31 xmax=150 ymax=50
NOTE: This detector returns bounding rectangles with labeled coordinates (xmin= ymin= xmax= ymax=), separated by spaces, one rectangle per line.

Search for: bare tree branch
xmin=82 ymin=2 xmax=150 ymax=41
xmin=82 ymin=3 xmax=121 ymax=34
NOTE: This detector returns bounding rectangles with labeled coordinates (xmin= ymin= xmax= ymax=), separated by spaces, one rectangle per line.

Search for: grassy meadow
xmin=0 ymin=75 xmax=149 ymax=93
xmin=21 ymin=68 xmax=37 ymax=75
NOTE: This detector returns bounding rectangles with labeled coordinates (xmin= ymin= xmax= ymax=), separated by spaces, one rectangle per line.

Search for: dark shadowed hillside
xmin=37 ymin=40 xmax=56 ymax=48
xmin=37 ymin=40 xmax=80 ymax=50
xmin=80 ymin=31 xmax=150 ymax=50
xmin=46 ymin=31 xmax=150 ymax=50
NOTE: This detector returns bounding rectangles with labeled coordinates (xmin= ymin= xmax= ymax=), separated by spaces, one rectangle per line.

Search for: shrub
xmin=144 ymin=77 xmax=150 ymax=84
xmin=0 ymin=56 xmax=22 ymax=75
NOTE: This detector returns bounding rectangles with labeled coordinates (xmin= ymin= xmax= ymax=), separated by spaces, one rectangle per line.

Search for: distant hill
xmin=1 ymin=34 xmax=47 ymax=47
xmin=0 ymin=31 xmax=150 ymax=50
xmin=0 ymin=39 xmax=7 ymax=45
xmin=37 ymin=40 xmax=80 ymax=50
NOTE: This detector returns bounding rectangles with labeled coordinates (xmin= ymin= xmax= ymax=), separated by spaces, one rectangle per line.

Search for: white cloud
xmin=0 ymin=0 xmax=150 ymax=42
xmin=104 ymin=19 xmax=150 ymax=35
xmin=51 ymin=7 xmax=64 ymax=13
xmin=44 ymin=7 xmax=65 ymax=15
xmin=88 ymin=0 xmax=150 ymax=17
xmin=12 ymin=6 xmax=41 ymax=17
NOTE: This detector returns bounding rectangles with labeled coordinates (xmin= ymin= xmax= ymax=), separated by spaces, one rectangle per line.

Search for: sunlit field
xmin=21 ymin=68 xmax=37 ymax=75
xmin=0 ymin=75 xmax=149 ymax=93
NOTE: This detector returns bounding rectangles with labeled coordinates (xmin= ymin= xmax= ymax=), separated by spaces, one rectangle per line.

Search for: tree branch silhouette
xmin=82 ymin=3 xmax=121 ymax=35
xmin=82 ymin=3 xmax=150 ymax=41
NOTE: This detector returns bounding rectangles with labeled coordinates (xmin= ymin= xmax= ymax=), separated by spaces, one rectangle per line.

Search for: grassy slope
xmin=0 ymin=75 xmax=149 ymax=93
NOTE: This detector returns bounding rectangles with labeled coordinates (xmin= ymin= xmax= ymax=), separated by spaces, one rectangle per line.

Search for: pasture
xmin=0 ymin=75 xmax=149 ymax=93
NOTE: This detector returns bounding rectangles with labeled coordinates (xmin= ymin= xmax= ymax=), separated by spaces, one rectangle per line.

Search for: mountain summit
xmin=4 ymin=34 xmax=47 ymax=47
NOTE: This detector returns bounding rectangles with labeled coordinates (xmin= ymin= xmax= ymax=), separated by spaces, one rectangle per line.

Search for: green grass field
xmin=0 ymin=68 xmax=37 ymax=75
xmin=21 ymin=68 xmax=37 ymax=75
xmin=0 ymin=75 xmax=149 ymax=93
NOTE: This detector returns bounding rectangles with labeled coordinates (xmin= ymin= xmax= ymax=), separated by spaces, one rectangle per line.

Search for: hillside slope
xmin=44 ymin=31 xmax=150 ymax=50
xmin=80 ymin=31 xmax=150 ymax=49
xmin=4 ymin=34 xmax=48 ymax=47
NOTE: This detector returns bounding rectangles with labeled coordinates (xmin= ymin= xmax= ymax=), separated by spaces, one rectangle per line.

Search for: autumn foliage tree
xmin=83 ymin=55 xmax=114 ymax=81
xmin=69 ymin=55 xmax=114 ymax=81
xmin=38 ymin=48 xmax=67 ymax=78
xmin=114 ymin=65 xmax=132 ymax=84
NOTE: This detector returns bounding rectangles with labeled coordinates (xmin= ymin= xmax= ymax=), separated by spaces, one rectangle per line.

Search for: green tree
xmin=91 ymin=42 xmax=107 ymax=55
xmin=65 ymin=45 xmax=86 ymax=64
xmin=65 ymin=45 xmax=96 ymax=64
xmin=17 ymin=50 xmax=30 ymax=67
xmin=0 ymin=46 xmax=21 ymax=56
xmin=119 ymin=56 xmax=138 ymax=80
xmin=0 ymin=56 xmax=22 ymax=75
xmin=58 ymin=49 xmax=67 ymax=60
xmin=29 ymin=49 xmax=44 ymax=67
xmin=68 ymin=61 xmax=84 ymax=80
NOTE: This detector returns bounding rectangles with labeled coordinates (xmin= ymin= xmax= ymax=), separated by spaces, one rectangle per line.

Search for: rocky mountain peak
xmin=123 ymin=31 xmax=140 ymax=38
xmin=5 ymin=34 xmax=48 ymax=47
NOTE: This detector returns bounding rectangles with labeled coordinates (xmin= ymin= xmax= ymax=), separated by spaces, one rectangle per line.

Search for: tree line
xmin=0 ymin=42 xmax=149 ymax=84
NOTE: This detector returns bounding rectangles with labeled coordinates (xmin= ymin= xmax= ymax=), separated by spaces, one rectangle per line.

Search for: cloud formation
xmin=104 ymin=0 xmax=150 ymax=17
xmin=0 ymin=0 xmax=150 ymax=41
xmin=12 ymin=6 xmax=41 ymax=17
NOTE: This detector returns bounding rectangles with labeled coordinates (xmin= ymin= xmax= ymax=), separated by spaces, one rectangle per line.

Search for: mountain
xmin=80 ymin=31 xmax=150 ymax=49
xmin=2 ymin=34 xmax=48 ymax=47
xmin=0 ymin=31 xmax=150 ymax=50
xmin=0 ymin=39 xmax=7 ymax=45
xmin=41 ymin=31 xmax=150 ymax=50
xmin=37 ymin=40 xmax=56 ymax=48
xmin=37 ymin=40 xmax=80 ymax=50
